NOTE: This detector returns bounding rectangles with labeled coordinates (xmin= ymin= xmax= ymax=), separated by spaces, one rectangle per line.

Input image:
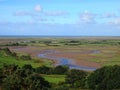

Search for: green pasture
xmin=42 ymin=74 xmax=65 ymax=83
xmin=0 ymin=49 xmax=52 ymax=68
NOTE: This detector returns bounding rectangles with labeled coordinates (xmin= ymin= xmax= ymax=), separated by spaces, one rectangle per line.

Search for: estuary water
xmin=38 ymin=50 xmax=98 ymax=71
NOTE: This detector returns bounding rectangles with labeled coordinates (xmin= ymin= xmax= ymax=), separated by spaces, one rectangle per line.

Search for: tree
xmin=65 ymin=69 xmax=87 ymax=88
xmin=2 ymin=73 xmax=21 ymax=90
xmin=22 ymin=64 xmax=33 ymax=71
xmin=1 ymin=64 xmax=51 ymax=90
xmin=2 ymin=64 xmax=19 ymax=76
xmin=0 ymin=68 xmax=4 ymax=85
xmin=29 ymin=74 xmax=51 ymax=90
xmin=53 ymin=65 xmax=69 ymax=74
xmin=36 ymin=66 xmax=53 ymax=74
xmin=87 ymin=65 xmax=120 ymax=90
xmin=52 ymin=84 xmax=69 ymax=90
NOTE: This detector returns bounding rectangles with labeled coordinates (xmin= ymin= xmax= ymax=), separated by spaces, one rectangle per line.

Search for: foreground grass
xmin=42 ymin=74 xmax=65 ymax=83
xmin=0 ymin=57 xmax=41 ymax=68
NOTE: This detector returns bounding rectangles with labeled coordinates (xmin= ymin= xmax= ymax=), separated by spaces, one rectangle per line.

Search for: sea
xmin=0 ymin=35 xmax=120 ymax=39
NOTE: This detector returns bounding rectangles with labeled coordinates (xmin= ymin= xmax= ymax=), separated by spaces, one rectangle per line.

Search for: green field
xmin=42 ymin=75 xmax=65 ymax=83
xmin=0 ymin=48 xmax=53 ymax=68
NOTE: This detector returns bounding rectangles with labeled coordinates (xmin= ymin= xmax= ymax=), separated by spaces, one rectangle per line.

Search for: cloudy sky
xmin=0 ymin=0 xmax=120 ymax=36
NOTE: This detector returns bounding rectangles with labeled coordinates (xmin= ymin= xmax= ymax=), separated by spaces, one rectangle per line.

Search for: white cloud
xmin=101 ymin=13 xmax=117 ymax=18
xmin=108 ymin=17 xmax=120 ymax=25
xmin=14 ymin=11 xmax=33 ymax=16
xmin=79 ymin=11 xmax=96 ymax=24
xmin=14 ymin=11 xmax=48 ymax=22
xmin=32 ymin=16 xmax=48 ymax=21
xmin=34 ymin=5 xmax=42 ymax=12
xmin=44 ymin=11 xmax=69 ymax=16
xmin=13 ymin=4 xmax=69 ymax=23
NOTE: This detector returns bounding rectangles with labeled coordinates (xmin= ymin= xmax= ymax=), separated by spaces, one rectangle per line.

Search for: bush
xmin=87 ymin=65 xmax=120 ymax=90
xmin=1 ymin=64 xmax=51 ymax=90
xmin=53 ymin=65 xmax=69 ymax=74
xmin=65 ymin=69 xmax=87 ymax=88
xmin=36 ymin=66 xmax=53 ymax=74
xmin=20 ymin=55 xmax=31 ymax=60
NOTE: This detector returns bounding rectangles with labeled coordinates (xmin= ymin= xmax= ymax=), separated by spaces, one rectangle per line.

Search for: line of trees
xmin=0 ymin=64 xmax=51 ymax=90
xmin=0 ymin=64 xmax=120 ymax=90
xmin=36 ymin=65 xmax=69 ymax=75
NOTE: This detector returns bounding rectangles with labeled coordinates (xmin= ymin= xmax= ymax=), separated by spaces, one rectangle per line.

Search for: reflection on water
xmin=38 ymin=50 xmax=100 ymax=71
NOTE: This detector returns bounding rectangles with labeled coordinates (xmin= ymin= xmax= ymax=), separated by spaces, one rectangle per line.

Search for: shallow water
xmin=38 ymin=50 xmax=98 ymax=71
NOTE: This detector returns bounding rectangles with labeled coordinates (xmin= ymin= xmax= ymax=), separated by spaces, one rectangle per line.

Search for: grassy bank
xmin=0 ymin=48 xmax=52 ymax=68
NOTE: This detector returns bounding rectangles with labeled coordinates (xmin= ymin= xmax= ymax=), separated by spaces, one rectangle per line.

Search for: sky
xmin=0 ymin=0 xmax=120 ymax=36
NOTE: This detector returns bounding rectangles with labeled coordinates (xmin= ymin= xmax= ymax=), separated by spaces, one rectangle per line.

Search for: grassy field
xmin=42 ymin=74 xmax=65 ymax=83
xmin=0 ymin=48 xmax=53 ymax=68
